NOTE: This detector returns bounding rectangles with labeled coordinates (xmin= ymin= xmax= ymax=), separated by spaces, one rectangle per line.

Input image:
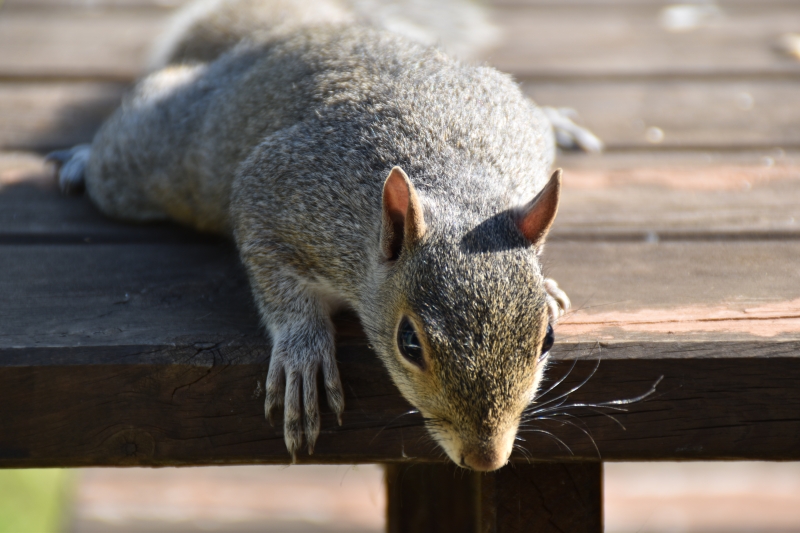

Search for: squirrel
xmin=48 ymin=0 xmax=585 ymax=472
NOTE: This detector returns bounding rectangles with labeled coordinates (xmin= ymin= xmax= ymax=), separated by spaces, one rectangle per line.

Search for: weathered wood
xmin=556 ymin=161 xmax=800 ymax=239
xmin=492 ymin=3 xmax=800 ymax=78
xmin=385 ymin=463 xmax=479 ymax=533
xmin=4 ymin=152 xmax=799 ymax=243
xmin=0 ymin=83 xmax=126 ymax=151
xmin=0 ymin=167 xmax=212 ymax=243
xmin=4 ymin=79 xmax=799 ymax=151
xmin=525 ymin=80 xmax=800 ymax=150
xmin=3 ymin=3 xmax=799 ymax=81
xmin=1 ymin=237 xmax=800 ymax=465
xmin=385 ymin=462 xmax=602 ymax=533
xmin=478 ymin=463 xmax=602 ymax=533
xmin=4 ymin=346 xmax=800 ymax=465
xmin=0 ymin=6 xmax=164 ymax=81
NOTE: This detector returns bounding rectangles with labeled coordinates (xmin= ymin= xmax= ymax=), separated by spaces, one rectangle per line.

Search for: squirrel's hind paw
xmin=46 ymin=144 xmax=91 ymax=195
xmin=544 ymin=278 xmax=571 ymax=323
xmin=542 ymin=107 xmax=604 ymax=154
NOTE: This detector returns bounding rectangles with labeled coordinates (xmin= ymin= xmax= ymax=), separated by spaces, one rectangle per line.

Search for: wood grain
xmin=0 ymin=7 xmax=165 ymax=80
xmin=385 ymin=462 xmax=602 ymax=533
xmin=525 ymin=80 xmax=800 ymax=149
xmin=492 ymin=3 xmax=800 ymax=78
xmin=0 ymin=83 xmax=126 ymax=151
xmin=4 ymin=154 xmax=798 ymax=240
xmin=479 ymin=463 xmax=603 ymax=533
xmin=3 ymin=3 xmax=799 ymax=80
xmin=555 ymin=163 xmax=800 ymax=238
xmin=1 ymin=236 xmax=800 ymax=465
xmin=4 ymin=80 xmax=799 ymax=151
xmin=386 ymin=463 xmax=479 ymax=533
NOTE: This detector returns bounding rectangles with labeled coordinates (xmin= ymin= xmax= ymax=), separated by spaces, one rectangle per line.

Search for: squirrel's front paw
xmin=265 ymin=327 xmax=345 ymax=460
xmin=544 ymin=278 xmax=571 ymax=322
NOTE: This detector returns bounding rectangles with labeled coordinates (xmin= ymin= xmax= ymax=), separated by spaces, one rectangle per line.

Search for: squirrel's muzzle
xmin=458 ymin=427 xmax=517 ymax=472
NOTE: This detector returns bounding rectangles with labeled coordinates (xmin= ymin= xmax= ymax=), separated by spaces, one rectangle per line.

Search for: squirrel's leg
xmin=544 ymin=278 xmax=571 ymax=322
xmin=249 ymin=271 xmax=345 ymax=460
xmin=46 ymin=144 xmax=91 ymax=195
xmin=542 ymin=106 xmax=604 ymax=154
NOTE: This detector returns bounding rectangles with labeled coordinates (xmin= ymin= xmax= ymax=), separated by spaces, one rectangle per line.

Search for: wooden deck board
xmin=4 ymin=154 xmax=797 ymax=240
xmin=0 ymin=83 xmax=126 ymax=151
xmin=2 ymin=237 xmax=799 ymax=348
xmin=3 ymin=3 xmax=799 ymax=81
xmin=492 ymin=3 xmax=800 ymax=78
xmin=525 ymin=80 xmax=800 ymax=149
xmin=4 ymin=79 xmax=800 ymax=151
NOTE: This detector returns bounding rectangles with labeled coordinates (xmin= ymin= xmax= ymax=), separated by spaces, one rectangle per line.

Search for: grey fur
xmin=57 ymin=11 xmax=571 ymax=469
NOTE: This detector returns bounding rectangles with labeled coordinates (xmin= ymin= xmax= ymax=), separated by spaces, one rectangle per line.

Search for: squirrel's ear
xmin=381 ymin=166 xmax=427 ymax=261
xmin=516 ymin=169 xmax=562 ymax=246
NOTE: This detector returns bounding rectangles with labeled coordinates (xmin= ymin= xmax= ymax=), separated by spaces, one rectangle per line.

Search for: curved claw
xmin=265 ymin=360 xmax=285 ymax=427
xmin=283 ymin=370 xmax=303 ymax=462
xmin=264 ymin=328 xmax=345 ymax=460
xmin=323 ymin=353 xmax=345 ymax=426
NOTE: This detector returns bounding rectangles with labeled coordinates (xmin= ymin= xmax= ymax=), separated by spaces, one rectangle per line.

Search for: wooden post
xmin=385 ymin=462 xmax=602 ymax=533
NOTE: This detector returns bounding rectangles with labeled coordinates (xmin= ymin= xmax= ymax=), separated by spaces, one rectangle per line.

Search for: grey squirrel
xmin=49 ymin=0 xmax=588 ymax=472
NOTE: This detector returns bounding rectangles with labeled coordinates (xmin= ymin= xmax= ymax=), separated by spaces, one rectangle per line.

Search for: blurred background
xmin=1 ymin=0 xmax=799 ymax=531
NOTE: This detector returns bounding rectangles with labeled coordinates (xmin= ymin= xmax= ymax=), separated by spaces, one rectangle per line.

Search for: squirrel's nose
xmin=461 ymin=428 xmax=516 ymax=471
xmin=462 ymin=448 xmax=508 ymax=472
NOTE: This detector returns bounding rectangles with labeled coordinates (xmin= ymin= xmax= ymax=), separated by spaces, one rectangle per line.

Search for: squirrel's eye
xmin=541 ymin=324 xmax=555 ymax=356
xmin=397 ymin=317 xmax=425 ymax=368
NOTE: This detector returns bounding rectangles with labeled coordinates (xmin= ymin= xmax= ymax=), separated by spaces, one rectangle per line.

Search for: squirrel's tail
xmin=148 ymin=0 xmax=500 ymax=70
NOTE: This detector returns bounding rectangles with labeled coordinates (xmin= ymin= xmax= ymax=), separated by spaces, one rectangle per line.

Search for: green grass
xmin=0 ymin=470 xmax=73 ymax=533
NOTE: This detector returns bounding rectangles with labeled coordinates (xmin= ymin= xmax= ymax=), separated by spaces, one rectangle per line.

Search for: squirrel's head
xmin=364 ymin=166 xmax=561 ymax=472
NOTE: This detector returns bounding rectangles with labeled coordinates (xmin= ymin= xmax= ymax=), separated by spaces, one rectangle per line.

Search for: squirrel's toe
xmin=544 ymin=278 xmax=571 ymax=322
xmin=543 ymin=107 xmax=604 ymax=154
xmin=46 ymin=144 xmax=91 ymax=195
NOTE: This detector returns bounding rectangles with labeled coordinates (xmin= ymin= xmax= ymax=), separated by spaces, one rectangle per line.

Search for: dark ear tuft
xmin=516 ymin=169 xmax=562 ymax=247
xmin=381 ymin=167 xmax=427 ymax=260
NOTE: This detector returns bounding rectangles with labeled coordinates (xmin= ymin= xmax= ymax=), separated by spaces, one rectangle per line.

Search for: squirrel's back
xmin=87 ymin=25 xmax=554 ymax=234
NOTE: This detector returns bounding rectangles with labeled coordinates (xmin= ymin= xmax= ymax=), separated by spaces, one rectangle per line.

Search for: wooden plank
xmin=3 ymin=239 xmax=799 ymax=346
xmin=478 ymin=463 xmax=602 ymax=533
xmin=555 ymin=157 xmax=800 ymax=239
xmin=3 ymin=346 xmax=800 ymax=465
xmin=0 ymin=7 xmax=166 ymax=80
xmin=385 ymin=462 xmax=602 ymax=533
xmin=0 ymin=83 xmax=126 ymax=151
xmin=550 ymin=241 xmax=800 ymax=342
xmin=0 ymin=154 xmax=217 ymax=242
xmin=4 ymin=153 xmax=798 ymax=240
xmin=1 ymin=239 xmax=800 ymax=466
xmin=2 ymin=4 xmax=799 ymax=80
xmin=385 ymin=463 xmax=478 ymax=533
xmin=525 ymin=80 xmax=800 ymax=150
xmin=491 ymin=3 xmax=800 ymax=78
xmin=0 ymin=244 xmax=257 ymax=347
xmin=3 ymin=79 xmax=798 ymax=152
